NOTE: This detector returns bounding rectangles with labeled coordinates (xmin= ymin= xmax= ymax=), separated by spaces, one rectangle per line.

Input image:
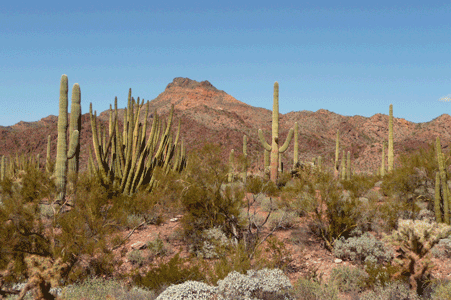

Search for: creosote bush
xmin=177 ymin=143 xmax=245 ymax=254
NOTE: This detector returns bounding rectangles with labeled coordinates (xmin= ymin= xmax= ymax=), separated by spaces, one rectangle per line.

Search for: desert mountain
xmin=1 ymin=77 xmax=451 ymax=176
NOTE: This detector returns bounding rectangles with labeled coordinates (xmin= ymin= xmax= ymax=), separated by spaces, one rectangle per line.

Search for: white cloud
xmin=438 ymin=94 xmax=451 ymax=102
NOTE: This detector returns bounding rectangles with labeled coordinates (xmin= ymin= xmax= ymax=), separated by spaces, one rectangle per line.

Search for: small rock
xmin=170 ymin=218 xmax=179 ymax=222
xmin=334 ymin=258 xmax=343 ymax=264
xmin=131 ymin=241 xmax=147 ymax=250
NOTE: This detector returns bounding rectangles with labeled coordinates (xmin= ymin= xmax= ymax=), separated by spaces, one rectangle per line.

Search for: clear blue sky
xmin=1 ymin=1 xmax=450 ymax=126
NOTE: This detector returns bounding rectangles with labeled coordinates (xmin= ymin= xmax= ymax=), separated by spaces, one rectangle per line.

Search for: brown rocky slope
xmin=1 ymin=77 xmax=450 ymax=175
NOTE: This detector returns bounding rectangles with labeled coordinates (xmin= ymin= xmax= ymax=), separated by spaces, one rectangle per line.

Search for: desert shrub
xmin=363 ymin=262 xmax=405 ymax=290
xmin=178 ymin=143 xmax=244 ymax=251
xmin=147 ymin=234 xmax=170 ymax=257
xmin=191 ymin=227 xmax=232 ymax=259
xmin=431 ymin=238 xmax=451 ymax=258
xmin=277 ymin=171 xmax=293 ymax=188
xmin=309 ymin=172 xmax=361 ymax=250
xmin=132 ymin=253 xmax=206 ymax=293
xmin=329 ymin=265 xmax=368 ymax=293
xmin=127 ymin=250 xmax=146 ymax=267
xmin=359 ymin=281 xmax=421 ymax=300
xmin=291 ymin=278 xmax=339 ymax=300
xmin=155 ymin=280 xmax=218 ymax=300
xmin=340 ymin=173 xmax=379 ymax=198
xmin=380 ymin=141 xmax=440 ymax=213
xmin=60 ymin=277 xmax=156 ymax=300
xmin=155 ymin=268 xmax=293 ymax=300
xmin=260 ymin=194 xmax=280 ymax=212
xmin=333 ymin=232 xmax=394 ymax=265
xmin=216 ymin=268 xmax=293 ymax=300
xmin=431 ymin=279 xmax=451 ymax=300
xmin=268 ymin=210 xmax=298 ymax=230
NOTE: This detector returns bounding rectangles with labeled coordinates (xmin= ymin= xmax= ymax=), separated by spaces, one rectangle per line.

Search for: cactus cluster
xmin=55 ymin=75 xmax=81 ymax=203
xmin=89 ymin=90 xmax=186 ymax=196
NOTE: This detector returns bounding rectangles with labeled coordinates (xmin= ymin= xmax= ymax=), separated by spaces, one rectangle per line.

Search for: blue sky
xmin=1 ymin=1 xmax=451 ymax=126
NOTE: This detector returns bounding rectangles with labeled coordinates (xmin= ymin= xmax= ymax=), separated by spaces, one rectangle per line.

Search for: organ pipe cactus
xmin=89 ymin=91 xmax=185 ymax=196
xmin=258 ymin=82 xmax=293 ymax=184
xmin=55 ymin=75 xmax=81 ymax=203
xmin=436 ymin=137 xmax=450 ymax=224
xmin=45 ymin=135 xmax=52 ymax=174
xmin=317 ymin=156 xmax=322 ymax=172
xmin=388 ymin=104 xmax=394 ymax=173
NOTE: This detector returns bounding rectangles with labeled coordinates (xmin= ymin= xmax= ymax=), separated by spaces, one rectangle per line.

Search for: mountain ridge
xmin=1 ymin=77 xmax=450 ymax=176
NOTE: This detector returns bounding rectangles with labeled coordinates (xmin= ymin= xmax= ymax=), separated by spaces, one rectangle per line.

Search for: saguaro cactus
xmin=67 ymin=83 xmax=82 ymax=192
xmin=55 ymin=75 xmax=81 ymax=203
xmin=293 ymin=122 xmax=299 ymax=166
xmin=346 ymin=151 xmax=351 ymax=180
xmin=263 ymin=149 xmax=270 ymax=180
xmin=258 ymin=82 xmax=293 ymax=184
xmin=1 ymin=156 xmax=5 ymax=181
xmin=388 ymin=104 xmax=394 ymax=173
xmin=435 ymin=172 xmax=443 ymax=223
xmin=45 ymin=135 xmax=52 ymax=174
xmin=436 ymin=137 xmax=450 ymax=224
xmin=335 ymin=130 xmax=340 ymax=171
xmin=381 ymin=142 xmax=385 ymax=178
xmin=341 ymin=150 xmax=346 ymax=180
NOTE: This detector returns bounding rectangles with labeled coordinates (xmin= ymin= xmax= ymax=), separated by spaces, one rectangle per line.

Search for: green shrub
xmin=268 ymin=210 xmax=298 ymax=230
xmin=59 ymin=277 xmax=156 ymax=300
xmin=358 ymin=281 xmax=421 ymax=300
xmin=127 ymin=250 xmax=146 ymax=267
xmin=340 ymin=173 xmax=379 ymax=198
xmin=329 ymin=265 xmax=368 ymax=293
xmin=309 ymin=173 xmax=361 ymax=250
xmin=333 ymin=232 xmax=394 ymax=265
xmin=132 ymin=253 xmax=206 ymax=293
xmin=291 ymin=278 xmax=339 ymax=300
xmin=431 ymin=279 xmax=451 ymax=300
xmin=178 ymin=143 xmax=244 ymax=252
xmin=147 ymin=234 xmax=170 ymax=257
xmin=363 ymin=262 xmax=405 ymax=290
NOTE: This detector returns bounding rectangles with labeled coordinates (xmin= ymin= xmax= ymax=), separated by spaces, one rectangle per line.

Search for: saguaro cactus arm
xmin=279 ymin=128 xmax=293 ymax=153
xmin=258 ymin=129 xmax=272 ymax=151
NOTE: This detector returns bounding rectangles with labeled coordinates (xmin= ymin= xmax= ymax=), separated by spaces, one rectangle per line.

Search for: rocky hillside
xmin=1 ymin=77 xmax=450 ymax=175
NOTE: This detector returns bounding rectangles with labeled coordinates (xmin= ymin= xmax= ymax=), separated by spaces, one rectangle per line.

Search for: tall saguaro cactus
xmin=341 ymin=150 xmax=346 ymax=180
xmin=1 ymin=156 xmax=5 ymax=181
xmin=258 ymin=82 xmax=293 ymax=184
xmin=346 ymin=151 xmax=351 ymax=180
xmin=55 ymin=75 xmax=81 ymax=203
xmin=388 ymin=104 xmax=394 ymax=173
xmin=381 ymin=141 xmax=385 ymax=177
xmin=335 ymin=130 xmax=340 ymax=171
xmin=436 ymin=137 xmax=450 ymax=224
xmin=293 ymin=122 xmax=299 ymax=166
